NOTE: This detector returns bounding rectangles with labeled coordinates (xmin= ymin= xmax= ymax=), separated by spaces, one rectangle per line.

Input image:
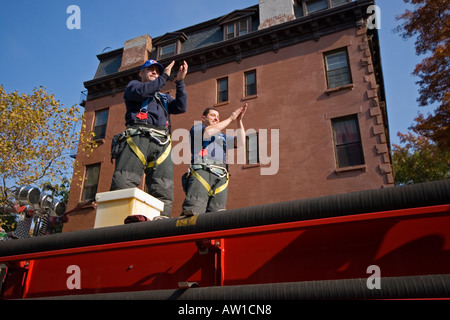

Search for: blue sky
xmin=0 ymin=0 xmax=434 ymax=147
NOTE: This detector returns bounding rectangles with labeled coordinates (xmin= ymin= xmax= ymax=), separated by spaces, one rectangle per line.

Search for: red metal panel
xmin=16 ymin=241 xmax=219 ymax=299
xmin=1 ymin=261 xmax=30 ymax=299
xmin=1 ymin=205 xmax=449 ymax=299
xmin=220 ymin=205 xmax=450 ymax=285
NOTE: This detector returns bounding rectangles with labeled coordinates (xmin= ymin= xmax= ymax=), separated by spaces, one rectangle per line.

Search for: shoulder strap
xmin=155 ymin=93 xmax=171 ymax=133
xmin=141 ymin=93 xmax=171 ymax=132
xmin=140 ymin=94 xmax=169 ymax=114
xmin=140 ymin=99 xmax=150 ymax=112
xmin=155 ymin=92 xmax=169 ymax=113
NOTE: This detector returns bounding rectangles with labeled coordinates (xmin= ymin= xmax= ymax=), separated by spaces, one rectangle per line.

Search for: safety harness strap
xmin=191 ymin=169 xmax=229 ymax=197
xmin=213 ymin=176 xmax=229 ymax=195
xmin=147 ymin=142 xmax=172 ymax=168
xmin=126 ymin=135 xmax=172 ymax=169
xmin=126 ymin=136 xmax=146 ymax=166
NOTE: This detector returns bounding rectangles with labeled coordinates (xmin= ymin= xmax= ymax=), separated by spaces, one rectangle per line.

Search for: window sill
xmin=214 ymin=101 xmax=229 ymax=108
xmin=241 ymin=94 xmax=258 ymax=101
xmin=325 ymin=84 xmax=354 ymax=95
xmin=242 ymin=163 xmax=260 ymax=169
xmin=335 ymin=164 xmax=366 ymax=174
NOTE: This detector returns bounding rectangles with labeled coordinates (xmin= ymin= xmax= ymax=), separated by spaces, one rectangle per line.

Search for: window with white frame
xmin=324 ymin=48 xmax=352 ymax=89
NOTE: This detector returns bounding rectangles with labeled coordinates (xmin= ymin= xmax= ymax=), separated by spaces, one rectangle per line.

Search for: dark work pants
xmin=110 ymin=133 xmax=173 ymax=217
xmin=182 ymin=168 xmax=228 ymax=214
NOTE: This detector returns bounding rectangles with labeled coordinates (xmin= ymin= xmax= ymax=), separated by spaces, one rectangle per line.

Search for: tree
xmin=392 ymin=132 xmax=450 ymax=185
xmin=395 ymin=0 xmax=450 ymax=151
xmin=0 ymin=85 xmax=96 ymax=206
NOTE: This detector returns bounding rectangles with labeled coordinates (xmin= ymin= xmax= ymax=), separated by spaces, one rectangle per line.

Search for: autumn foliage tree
xmin=396 ymin=0 xmax=450 ymax=151
xmin=392 ymin=132 xmax=450 ymax=185
xmin=0 ymin=85 xmax=96 ymax=207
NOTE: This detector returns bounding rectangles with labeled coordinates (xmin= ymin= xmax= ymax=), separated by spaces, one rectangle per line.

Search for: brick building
xmin=64 ymin=0 xmax=392 ymax=232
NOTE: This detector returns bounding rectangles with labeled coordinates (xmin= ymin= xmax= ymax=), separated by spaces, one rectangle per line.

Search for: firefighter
xmin=110 ymin=59 xmax=188 ymax=218
xmin=182 ymin=103 xmax=248 ymax=214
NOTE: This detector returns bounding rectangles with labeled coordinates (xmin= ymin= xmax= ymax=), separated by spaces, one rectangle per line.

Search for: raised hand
xmin=174 ymin=61 xmax=188 ymax=81
xmin=237 ymin=103 xmax=248 ymax=121
xmin=164 ymin=61 xmax=175 ymax=77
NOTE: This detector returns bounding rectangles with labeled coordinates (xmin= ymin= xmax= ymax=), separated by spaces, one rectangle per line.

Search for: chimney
xmin=258 ymin=0 xmax=296 ymax=30
xmin=119 ymin=34 xmax=152 ymax=72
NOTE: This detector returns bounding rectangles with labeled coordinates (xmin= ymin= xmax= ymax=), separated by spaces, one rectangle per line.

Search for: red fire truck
xmin=0 ymin=179 xmax=449 ymax=300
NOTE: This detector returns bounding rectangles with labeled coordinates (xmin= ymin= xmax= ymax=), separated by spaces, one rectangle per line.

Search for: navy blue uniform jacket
xmin=123 ymin=73 xmax=187 ymax=127
xmin=190 ymin=123 xmax=236 ymax=165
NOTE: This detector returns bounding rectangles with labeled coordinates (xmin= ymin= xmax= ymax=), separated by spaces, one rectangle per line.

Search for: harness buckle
xmin=137 ymin=127 xmax=170 ymax=145
xmin=190 ymin=164 xmax=227 ymax=178
xmin=149 ymin=128 xmax=170 ymax=145
xmin=208 ymin=165 xmax=228 ymax=178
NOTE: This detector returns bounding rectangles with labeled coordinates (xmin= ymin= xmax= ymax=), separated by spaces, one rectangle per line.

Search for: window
xmin=324 ymin=49 xmax=352 ymax=89
xmin=239 ymin=19 xmax=249 ymax=36
xmin=217 ymin=77 xmax=228 ymax=103
xmin=246 ymin=132 xmax=259 ymax=164
xmin=225 ymin=18 xmax=251 ymax=40
xmin=154 ymin=32 xmax=187 ymax=60
xmin=226 ymin=24 xmax=235 ymax=40
xmin=159 ymin=42 xmax=177 ymax=60
xmin=81 ymin=164 xmax=101 ymax=201
xmin=93 ymin=109 xmax=108 ymax=140
xmin=245 ymin=70 xmax=257 ymax=97
xmin=331 ymin=0 xmax=350 ymax=7
xmin=294 ymin=2 xmax=305 ymax=18
xmin=306 ymin=0 xmax=328 ymax=13
xmin=296 ymin=0 xmax=351 ymax=16
xmin=332 ymin=116 xmax=364 ymax=168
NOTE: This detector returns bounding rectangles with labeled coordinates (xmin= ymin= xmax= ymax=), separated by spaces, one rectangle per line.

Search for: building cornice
xmin=84 ymin=0 xmax=374 ymax=101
